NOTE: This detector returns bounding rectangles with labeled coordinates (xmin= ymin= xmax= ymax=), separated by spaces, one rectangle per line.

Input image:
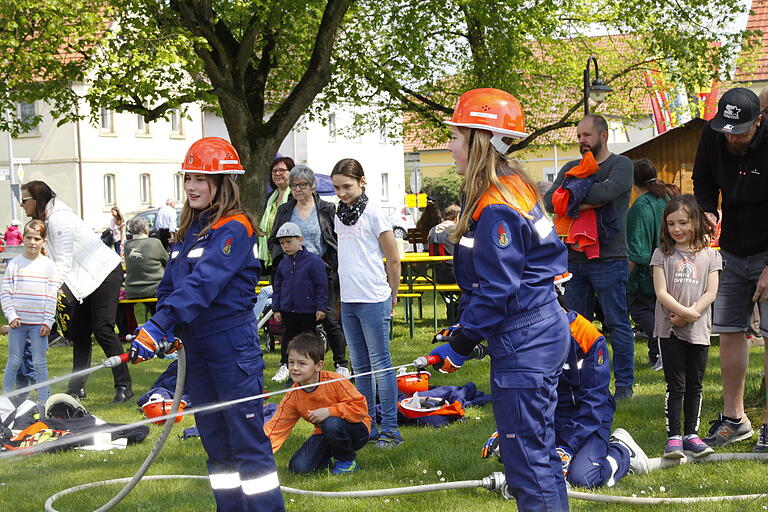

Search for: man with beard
xmin=693 ymin=87 xmax=768 ymax=452
xmin=545 ymin=114 xmax=635 ymax=400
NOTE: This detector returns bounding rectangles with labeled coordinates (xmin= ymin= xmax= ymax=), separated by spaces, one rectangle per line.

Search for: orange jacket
xmin=264 ymin=371 xmax=371 ymax=453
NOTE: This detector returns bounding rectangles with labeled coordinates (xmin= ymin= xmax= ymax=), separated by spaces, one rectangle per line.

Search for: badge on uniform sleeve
xmin=221 ymin=236 xmax=233 ymax=256
xmin=492 ymin=220 xmax=510 ymax=249
xmin=597 ymin=348 xmax=604 ymax=366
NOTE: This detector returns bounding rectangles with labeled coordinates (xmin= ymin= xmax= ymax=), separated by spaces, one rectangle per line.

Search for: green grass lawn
xmin=1 ymin=297 xmax=767 ymax=511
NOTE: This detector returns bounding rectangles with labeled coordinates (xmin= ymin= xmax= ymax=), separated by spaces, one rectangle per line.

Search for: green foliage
xmin=342 ymin=0 xmax=759 ymax=152
xmin=0 ymin=0 xmax=112 ymax=135
xmin=423 ymin=168 xmax=461 ymax=210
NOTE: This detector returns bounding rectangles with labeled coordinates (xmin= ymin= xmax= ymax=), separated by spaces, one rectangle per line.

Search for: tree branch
xmin=267 ymin=0 xmax=352 ymax=136
xmin=237 ymin=12 xmax=263 ymax=78
xmin=113 ymin=92 xmax=207 ymax=122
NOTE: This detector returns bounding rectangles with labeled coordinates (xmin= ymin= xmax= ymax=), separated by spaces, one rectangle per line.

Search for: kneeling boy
xmin=264 ymin=333 xmax=370 ymax=474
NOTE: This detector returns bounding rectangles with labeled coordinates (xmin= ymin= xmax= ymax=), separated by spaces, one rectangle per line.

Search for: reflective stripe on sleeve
xmin=209 ymin=472 xmax=241 ymax=490
xmin=188 ymin=248 xmax=204 ymax=258
xmin=241 ymin=471 xmax=280 ymax=495
xmin=170 ymin=251 xmax=179 ymax=259
xmin=459 ymin=236 xmax=474 ymax=249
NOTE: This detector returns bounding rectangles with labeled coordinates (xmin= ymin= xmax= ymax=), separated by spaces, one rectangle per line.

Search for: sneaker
xmin=272 ymin=364 xmax=290 ymax=383
xmin=753 ymin=424 xmax=768 ymax=453
xmin=703 ymin=414 xmax=754 ymax=447
xmin=367 ymin=426 xmax=380 ymax=443
xmin=375 ymin=430 xmax=403 ymax=449
xmin=650 ymin=358 xmax=663 ymax=371
xmin=614 ymin=386 xmax=634 ymax=400
xmin=663 ymin=437 xmax=684 ymax=459
xmin=610 ymin=428 xmax=650 ymax=474
xmin=683 ymin=435 xmax=714 ymax=458
xmin=332 ymin=459 xmax=359 ymax=475
xmin=335 ymin=366 xmax=351 ymax=379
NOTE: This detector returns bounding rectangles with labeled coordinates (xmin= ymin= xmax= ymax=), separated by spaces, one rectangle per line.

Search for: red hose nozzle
xmin=413 ymin=355 xmax=442 ymax=369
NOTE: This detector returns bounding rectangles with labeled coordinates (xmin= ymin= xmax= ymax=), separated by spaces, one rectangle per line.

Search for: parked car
xmin=381 ymin=203 xmax=416 ymax=239
xmin=96 ymin=207 xmax=183 ymax=241
xmin=125 ymin=207 xmax=182 ymax=240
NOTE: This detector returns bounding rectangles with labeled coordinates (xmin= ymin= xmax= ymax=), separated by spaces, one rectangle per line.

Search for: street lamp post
xmin=583 ymin=56 xmax=613 ymax=116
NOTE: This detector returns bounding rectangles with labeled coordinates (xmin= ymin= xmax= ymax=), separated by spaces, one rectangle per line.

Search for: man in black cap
xmin=693 ymin=87 xmax=768 ymax=453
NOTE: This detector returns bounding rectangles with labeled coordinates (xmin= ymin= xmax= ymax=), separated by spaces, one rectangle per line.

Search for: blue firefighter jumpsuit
xmin=556 ymin=311 xmax=630 ymax=488
xmin=453 ymin=175 xmax=570 ymax=511
xmin=150 ymin=212 xmax=285 ymax=512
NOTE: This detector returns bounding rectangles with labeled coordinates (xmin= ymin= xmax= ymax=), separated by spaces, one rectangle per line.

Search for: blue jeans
xmin=341 ymin=300 xmax=398 ymax=433
xmin=253 ymin=286 xmax=273 ymax=321
xmin=3 ymin=324 xmax=50 ymax=403
xmin=288 ymin=417 xmax=369 ymax=473
xmin=565 ymin=259 xmax=635 ymax=389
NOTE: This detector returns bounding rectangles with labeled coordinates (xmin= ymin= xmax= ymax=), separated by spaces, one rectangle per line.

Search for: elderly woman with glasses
xmin=257 ymin=156 xmax=294 ymax=272
xmin=267 ymin=165 xmax=349 ymax=382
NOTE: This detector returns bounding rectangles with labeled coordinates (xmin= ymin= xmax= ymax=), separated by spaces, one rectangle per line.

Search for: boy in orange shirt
xmin=264 ymin=333 xmax=371 ymax=474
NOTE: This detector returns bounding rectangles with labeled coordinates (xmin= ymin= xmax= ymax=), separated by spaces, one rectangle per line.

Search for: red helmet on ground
xmin=141 ymin=394 xmax=188 ymax=425
xmin=182 ymin=137 xmax=244 ymax=175
xmin=396 ymin=370 xmax=431 ymax=395
xmin=445 ymin=88 xmax=527 ymax=154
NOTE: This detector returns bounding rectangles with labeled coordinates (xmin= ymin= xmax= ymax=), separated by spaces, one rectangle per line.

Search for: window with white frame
xmin=381 ymin=172 xmax=390 ymax=201
xmin=104 ymin=174 xmax=116 ymax=206
xmin=170 ymin=108 xmax=183 ymax=136
xmin=174 ymin=173 xmax=185 ymax=203
xmin=17 ymin=101 xmax=38 ymax=134
xmin=543 ymin=167 xmax=557 ymax=183
xmin=139 ymin=173 xmax=152 ymax=205
xmin=328 ymin=113 xmax=336 ymax=143
xmin=136 ymin=114 xmax=150 ymax=135
xmin=100 ymin=107 xmax=114 ymax=133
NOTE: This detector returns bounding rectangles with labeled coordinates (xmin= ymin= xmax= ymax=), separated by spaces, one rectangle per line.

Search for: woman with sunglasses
xmin=268 ymin=165 xmax=349 ymax=383
xmin=19 ymin=181 xmax=133 ymax=402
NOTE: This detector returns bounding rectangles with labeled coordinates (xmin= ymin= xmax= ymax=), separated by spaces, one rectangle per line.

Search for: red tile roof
xmin=736 ymin=0 xmax=768 ymax=81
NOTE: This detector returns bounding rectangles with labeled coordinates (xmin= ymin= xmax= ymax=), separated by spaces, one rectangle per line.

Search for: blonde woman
xmin=428 ymin=89 xmax=570 ymax=510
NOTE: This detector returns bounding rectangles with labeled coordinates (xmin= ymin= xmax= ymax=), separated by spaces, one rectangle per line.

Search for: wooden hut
xmin=622 ymin=118 xmax=706 ymax=195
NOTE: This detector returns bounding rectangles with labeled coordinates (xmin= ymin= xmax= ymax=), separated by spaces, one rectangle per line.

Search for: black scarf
xmin=336 ymin=193 xmax=369 ymax=225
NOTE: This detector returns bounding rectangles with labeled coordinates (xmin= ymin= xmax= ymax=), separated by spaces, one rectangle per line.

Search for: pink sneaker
xmin=664 ymin=437 xmax=684 ymax=459
xmin=683 ymin=435 xmax=714 ymax=458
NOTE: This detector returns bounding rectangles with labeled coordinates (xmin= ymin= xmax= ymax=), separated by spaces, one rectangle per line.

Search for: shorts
xmin=713 ymin=249 xmax=768 ymax=337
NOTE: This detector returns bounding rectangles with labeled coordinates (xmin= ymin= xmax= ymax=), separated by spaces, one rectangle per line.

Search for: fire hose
xmin=3 ymin=350 xmax=762 ymax=510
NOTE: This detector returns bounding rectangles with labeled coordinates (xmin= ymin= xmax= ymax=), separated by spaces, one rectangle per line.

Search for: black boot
xmin=112 ymin=386 xmax=134 ymax=403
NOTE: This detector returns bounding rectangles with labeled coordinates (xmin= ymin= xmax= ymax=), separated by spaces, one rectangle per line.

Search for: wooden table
xmin=396 ymin=252 xmax=455 ymax=337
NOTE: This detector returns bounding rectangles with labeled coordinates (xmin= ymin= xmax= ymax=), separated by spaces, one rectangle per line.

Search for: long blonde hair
xmin=176 ymin=174 xmax=255 ymax=241
xmin=452 ymin=127 xmax=542 ymax=241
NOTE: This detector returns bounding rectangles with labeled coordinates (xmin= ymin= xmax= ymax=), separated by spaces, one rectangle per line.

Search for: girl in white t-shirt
xmin=331 ymin=158 xmax=403 ymax=448
xmin=1 ymin=220 xmax=57 ymax=405
xmin=651 ymin=194 xmax=721 ymax=460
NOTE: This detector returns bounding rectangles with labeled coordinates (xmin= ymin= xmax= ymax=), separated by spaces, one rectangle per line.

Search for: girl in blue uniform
xmin=131 ymin=137 xmax=285 ymax=512
xmin=430 ymin=89 xmax=571 ymax=511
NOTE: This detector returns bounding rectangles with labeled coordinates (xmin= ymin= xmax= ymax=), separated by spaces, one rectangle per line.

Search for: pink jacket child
xmin=4 ymin=222 xmax=22 ymax=246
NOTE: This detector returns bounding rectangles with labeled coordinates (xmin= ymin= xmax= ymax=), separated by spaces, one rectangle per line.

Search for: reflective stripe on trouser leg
xmin=605 ymin=456 xmax=619 ymax=487
xmin=241 ymin=471 xmax=280 ymax=495
xmin=209 ymin=471 xmax=241 ymax=490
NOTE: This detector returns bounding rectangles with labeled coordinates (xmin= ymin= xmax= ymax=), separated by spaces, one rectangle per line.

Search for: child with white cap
xmin=270 ymin=222 xmax=328 ymax=382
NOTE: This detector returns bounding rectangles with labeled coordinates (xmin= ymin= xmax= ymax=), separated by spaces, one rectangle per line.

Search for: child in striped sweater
xmin=1 ymin=220 xmax=58 ymax=404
